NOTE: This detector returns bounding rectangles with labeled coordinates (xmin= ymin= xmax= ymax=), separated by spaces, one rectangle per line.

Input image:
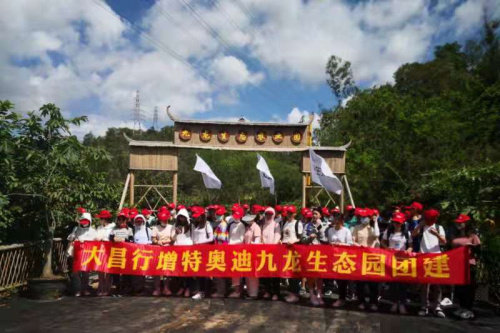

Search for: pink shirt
xmin=261 ymin=220 xmax=281 ymax=244
xmin=243 ymin=223 xmax=262 ymax=244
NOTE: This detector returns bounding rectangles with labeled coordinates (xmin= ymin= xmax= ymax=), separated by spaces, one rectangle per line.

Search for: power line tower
xmin=132 ymin=90 xmax=145 ymax=133
xmin=153 ymin=106 xmax=159 ymax=131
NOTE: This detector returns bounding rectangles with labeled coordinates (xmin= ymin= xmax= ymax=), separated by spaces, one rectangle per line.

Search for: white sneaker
xmin=192 ymin=292 xmax=204 ymax=300
xmin=434 ymin=307 xmax=446 ymax=318
xmin=418 ymin=307 xmax=428 ymax=316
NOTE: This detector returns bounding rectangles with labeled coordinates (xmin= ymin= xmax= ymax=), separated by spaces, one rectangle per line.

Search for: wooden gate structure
xmin=119 ymin=108 xmax=354 ymax=211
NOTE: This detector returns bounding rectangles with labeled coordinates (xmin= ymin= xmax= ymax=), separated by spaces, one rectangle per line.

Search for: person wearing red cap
xmin=451 ymin=214 xmax=480 ymax=319
xmin=68 ymin=212 xmax=97 ymax=297
xmin=344 ymin=204 xmax=357 ymax=229
xmin=212 ymin=206 xmax=230 ymax=298
xmin=191 ymin=206 xmax=214 ymax=300
xmin=280 ymin=205 xmax=303 ymax=303
xmin=412 ymin=209 xmax=446 ymax=318
xmin=302 ymin=207 xmax=327 ymax=306
xmin=406 ymin=202 xmax=424 ymax=252
xmin=226 ymin=207 xmax=246 ymax=298
xmin=325 ymin=213 xmax=353 ymax=308
xmin=152 ymin=211 xmax=175 ymax=297
xmin=239 ymin=212 xmax=262 ymax=300
xmin=261 ymin=207 xmax=281 ymax=301
xmin=352 ymin=208 xmax=380 ymax=311
xmin=94 ymin=210 xmax=115 ymax=296
xmin=274 ymin=205 xmax=283 ymax=225
xmin=242 ymin=204 xmax=250 ymax=215
xmin=382 ymin=212 xmax=412 ymax=314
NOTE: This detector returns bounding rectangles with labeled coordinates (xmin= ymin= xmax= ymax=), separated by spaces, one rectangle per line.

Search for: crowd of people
xmin=68 ymin=202 xmax=480 ymax=320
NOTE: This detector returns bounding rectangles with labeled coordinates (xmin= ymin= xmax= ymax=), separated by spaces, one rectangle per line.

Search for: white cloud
xmin=210 ymin=55 xmax=264 ymax=86
xmin=287 ymin=107 xmax=320 ymax=130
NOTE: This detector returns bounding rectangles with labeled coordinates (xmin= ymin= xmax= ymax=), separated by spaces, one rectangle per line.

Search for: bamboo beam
xmin=173 ymin=171 xmax=178 ymax=205
xmin=302 ymin=173 xmax=307 ymax=208
xmin=129 ymin=172 xmax=135 ymax=207
xmin=344 ymin=175 xmax=355 ymax=208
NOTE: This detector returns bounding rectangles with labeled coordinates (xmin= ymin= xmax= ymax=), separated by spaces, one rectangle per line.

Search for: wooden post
xmin=172 ymin=171 xmax=178 ymax=205
xmin=340 ymin=176 xmax=345 ymax=213
xmin=344 ymin=175 xmax=355 ymax=208
xmin=129 ymin=171 xmax=135 ymax=207
xmin=302 ymin=173 xmax=307 ymax=208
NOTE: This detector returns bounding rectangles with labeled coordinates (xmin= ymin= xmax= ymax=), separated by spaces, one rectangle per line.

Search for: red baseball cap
xmin=242 ymin=204 xmax=249 ymax=209
xmin=391 ymin=212 xmax=406 ymax=224
xmin=331 ymin=207 xmax=340 ymax=214
xmin=322 ymin=207 xmax=331 ymax=217
xmin=305 ymin=211 xmax=313 ymax=219
xmin=372 ymin=209 xmax=379 ymax=216
xmin=158 ymin=211 xmax=170 ymax=221
xmin=215 ymin=206 xmax=226 ymax=215
xmin=231 ymin=203 xmax=241 ymax=211
xmin=345 ymin=205 xmax=354 ymax=211
xmin=424 ymin=209 xmax=440 ymax=221
xmin=191 ymin=206 xmax=206 ymax=218
xmin=96 ymin=210 xmax=112 ymax=219
xmin=301 ymin=207 xmax=309 ymax=216
xmin=287 ymin=205 xmax=297 ymax=214
xmin=410 ymin=202 xmax=423 ymax=211
xmin=274 ymin=205 xmax=282 ymax=212
xmin=252 ymin=204 xmax=264 ymax=214
xmin=77 ymin=207 xmax=86 ymax=214
xmin=455 ymin=214 xmax=470 ymax=224
xmin=142 ymin=208 xmax=152 ymax=216
xmin=232 ymin=207 xmax=244 ymax=219
xmin=129 ymin=208 xmax=138 ymax=219
xmin=167 ymin=203 xmax=176 ymax=210
xmin=177 ymin=204 xmax=186 ymax=210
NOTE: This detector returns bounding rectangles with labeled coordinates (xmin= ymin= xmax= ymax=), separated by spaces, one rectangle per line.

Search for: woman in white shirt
xmin=382 ymin=212 xmax=412 ymax=314
xmin=173 ymin=208 xmax=194 ymax=298
xmin=94 ymin=210 xmax=115 ymax=296
xmin=326 ymin=213 xmax=353 ymax=308
xmin=152 ymin=211 xmax=175 ymax=296
xmin=67 ymin=212 xmax=96 ymax=297
xmin=190 ymin=207 xmax=214 ymax=300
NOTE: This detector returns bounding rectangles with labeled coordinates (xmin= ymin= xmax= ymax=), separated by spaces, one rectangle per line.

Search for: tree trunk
xmin=41 ymin=227 xmax=55 ymax=278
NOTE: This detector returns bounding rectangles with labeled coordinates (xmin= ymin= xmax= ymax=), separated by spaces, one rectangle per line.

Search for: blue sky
xmin=1 ymin=0 xmax=497 ymax=137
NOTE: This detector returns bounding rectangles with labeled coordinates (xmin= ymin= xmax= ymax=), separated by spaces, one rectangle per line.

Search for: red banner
xmin=73 ymin=241 xmax=469 ymax=285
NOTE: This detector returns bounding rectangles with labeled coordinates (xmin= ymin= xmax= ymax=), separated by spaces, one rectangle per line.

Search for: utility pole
xmin=153 ymin=106 xmax=159 ymax=131
xmin=132 ymin=90 xmax=145 ymax=134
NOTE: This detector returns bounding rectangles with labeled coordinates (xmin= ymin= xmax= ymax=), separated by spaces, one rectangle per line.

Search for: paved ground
xmin=1 ymin=295 xmax=499 ymax=333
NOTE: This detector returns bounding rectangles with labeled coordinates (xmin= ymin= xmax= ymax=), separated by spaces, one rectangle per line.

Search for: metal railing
xmin=0 ymin=238 xmax=68 ymax=291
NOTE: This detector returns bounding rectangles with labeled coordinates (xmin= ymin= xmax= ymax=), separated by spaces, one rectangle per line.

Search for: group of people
xmin=68 ymin=201 xmax=480 ymax=320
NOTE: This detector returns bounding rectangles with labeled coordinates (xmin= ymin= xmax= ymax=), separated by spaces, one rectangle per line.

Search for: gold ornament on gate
xmin=200 ymin=129 xmax=212 ymax=142
xmin=255 ymin=131 xmax=267 ymax=144
xmin=236 ymin=130 xmax=248 ymax=143
xmin=291 ymin=131 xmax=302 ymax=144
xmin=272 ymin=131 xmax=284 ymax=144
xmin=218 ymin=130 xmax=230 ymax=143
xmin=179 ymin=128 xmax=192 ymax=141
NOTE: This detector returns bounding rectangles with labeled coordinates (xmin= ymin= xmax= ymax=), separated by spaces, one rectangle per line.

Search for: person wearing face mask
xmin=152 ymin=211 xmax=175 ymax=296
xmin=94 ymin=210 xmax=115 ymax=296
xmin=212 ymin=206 xmax=229 ymax=298
xmin=190 ymin=206 xmax=214 ymax=300
xmin=130 ymin=214 xmax=152 ymax=295
xmin=227 ymin=207 xmax=247 ymax=298
xmin=109 ymin=210 xmax=134 ymax=295
xmin=240 ymin=212 xmax=262 ymax=299
xmin=451 ymin=214 xmax=480 ymax=320
xmin=261 ymin=207 xmax=281 ymax=301
xmin=172 ymin=208 xmax=194 ymax=298
xmin=352 ymin=208 xmax=380 ymax=311
xmin=382 ymin=212 xmax=413 ymax=314
xmin=68 ymin=212 xmax=97 ymax=297
xmin=280 ymin=205 xmax=303 ymax=304
xmin=412 ymin=209 xmax=447 ymax=318
xmin=302 ymin=208 xmax=327 ymax=306
xmin=326 ymin=213 xmax=353 ymax=308
xmin=405 ymin=202 xmax=424 ymax=252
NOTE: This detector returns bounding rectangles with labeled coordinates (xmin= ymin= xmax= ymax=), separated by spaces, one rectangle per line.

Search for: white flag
xmin=193 ymin=154 xmax=222 ymax=189
xmin=256 ymin=154 xmax=275 ymax=194
xmin=309 ymin=148 xmax=343 ymax=194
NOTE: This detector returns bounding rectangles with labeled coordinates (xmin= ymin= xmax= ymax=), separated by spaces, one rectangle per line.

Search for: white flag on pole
xmin=193 ymin=154 xmax=222 ymax=189
xmin=309 ymin=148 xmax=343 ymax=195
xmin=256 ymin=154 xmax=275 ymax=194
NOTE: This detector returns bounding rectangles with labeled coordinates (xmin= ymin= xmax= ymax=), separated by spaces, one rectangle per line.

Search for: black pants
xmin=262 ymin=278 xmax=280 ymax=296
xmin=336 ymin=280 xmax=348 ymax=300
xmin=456 ymin=265 xmax=477 ymax=310
xmin=288 ymin=278 xmax=301 ymax=294
xmin=357 ymin=281 xmax=378 ymax=304
xmin=71 ymin=271 xmax=89 ymax=294
xmin=390 ymin=283 xmax=407 ymax=303
xmin=192 ymin=277 xmax=211 ymax=294
xmin=323 ymin=279 xmax=335 ymax=293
